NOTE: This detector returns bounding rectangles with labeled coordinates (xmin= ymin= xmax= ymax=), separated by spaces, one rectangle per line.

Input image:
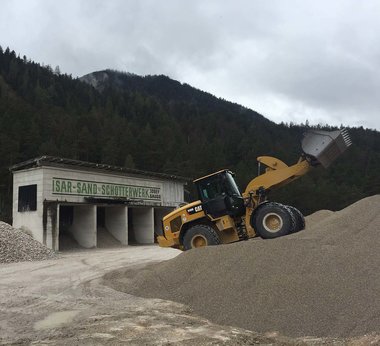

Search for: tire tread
xmin=183 ymin=224 xmax=220 ymax=250
xmin=251 ymin=202 xmax=296 ymax=238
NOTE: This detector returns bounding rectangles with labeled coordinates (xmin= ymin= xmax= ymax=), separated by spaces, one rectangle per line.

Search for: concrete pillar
xmin=44 ymin=203 xmax=59 ymax=251
xmin=69 ymin=205 xmax=96 ymax=248
xmin=105 ymin=206 xmax=128 ymax=245
xmin=132 ymin=207 xmax=154 ymax=244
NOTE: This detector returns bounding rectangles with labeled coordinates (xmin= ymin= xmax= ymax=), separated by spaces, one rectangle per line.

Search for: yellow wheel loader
xmin=157 ymin=129 xmax=351 ymax=250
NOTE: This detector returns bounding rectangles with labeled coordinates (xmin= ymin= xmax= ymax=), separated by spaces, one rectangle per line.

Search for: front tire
xmin=252 ymin=202 xmax=295 ymax=239
xmin=183 ymin=224 xmax=220 ymax=250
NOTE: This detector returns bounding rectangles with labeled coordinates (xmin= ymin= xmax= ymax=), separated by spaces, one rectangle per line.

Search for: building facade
xmin=11 ymin=156 xmax=187 ymax=251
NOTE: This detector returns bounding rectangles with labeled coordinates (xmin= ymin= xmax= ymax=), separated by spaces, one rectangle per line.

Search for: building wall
xmin=12 ymin=165 xmax=185 ymax=250
xmin=42 ymin=167 xmax=184 ymax=207
xmin=161 ymin=180 xmax=185 ymax=207
xmin=12 ymin=168 xmax=44 ymax=242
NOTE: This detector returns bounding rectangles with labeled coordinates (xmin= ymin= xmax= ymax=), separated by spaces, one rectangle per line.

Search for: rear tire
xmin=183 ymin=224 xmax=220 ymax=250
xmin=287 ymin=205 xmax=305 ymax=232
xmin=252 ymin=202 xmax=295 ymax=239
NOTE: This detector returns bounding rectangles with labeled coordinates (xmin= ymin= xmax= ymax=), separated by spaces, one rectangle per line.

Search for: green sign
xmin=52 ymin=177 xmax=161 ymax=201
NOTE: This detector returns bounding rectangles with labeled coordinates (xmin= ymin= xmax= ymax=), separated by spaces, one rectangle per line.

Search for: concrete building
xmin=11 ymin=156 xmax=188 ymax=251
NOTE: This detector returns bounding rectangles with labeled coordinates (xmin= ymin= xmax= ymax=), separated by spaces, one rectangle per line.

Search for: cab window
xmin=199 ymin=178 xmax=224 ymax=201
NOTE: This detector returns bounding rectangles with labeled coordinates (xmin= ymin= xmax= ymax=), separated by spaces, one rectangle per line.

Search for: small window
xmin=18 ymin=184 xmax=37 ymax=212
xmin=170 ymin=216 xmax=182 ymax=233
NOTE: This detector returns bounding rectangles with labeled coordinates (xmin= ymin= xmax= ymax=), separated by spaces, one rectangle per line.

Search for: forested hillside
xmin=0 ymin=46 xmax=379 ymax=222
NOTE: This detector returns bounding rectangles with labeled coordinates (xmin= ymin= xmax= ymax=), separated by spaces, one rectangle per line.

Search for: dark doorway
xmin=59 ymin=205 xmax=80 ymax=251
xmin=128 ymin=208 xmax=137 ymax=244
xmin=97 ymin=207 xmax=105 ymax=227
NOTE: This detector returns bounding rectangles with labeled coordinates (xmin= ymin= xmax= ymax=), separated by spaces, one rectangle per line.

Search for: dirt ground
xmin=0 ymin=246 xmax=378 ymax=345
xmin=0 ymin=246 xmax=291 ymax=345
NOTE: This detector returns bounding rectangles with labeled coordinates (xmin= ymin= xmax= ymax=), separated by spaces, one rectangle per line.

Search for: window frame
xmin=18 ymin=184 xmax=37 ymax=212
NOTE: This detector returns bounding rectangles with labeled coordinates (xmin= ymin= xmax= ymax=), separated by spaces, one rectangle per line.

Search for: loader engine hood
xmin=162 ymin=201 xmax=202 ymax=222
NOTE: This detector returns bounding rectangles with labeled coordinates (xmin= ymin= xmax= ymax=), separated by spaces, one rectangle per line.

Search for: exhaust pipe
xmin=302 ymin=129 xmax=352 ymax=168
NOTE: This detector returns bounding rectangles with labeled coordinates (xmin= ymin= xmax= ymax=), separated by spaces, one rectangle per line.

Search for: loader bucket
xmin=302 ymin=129 xmax=352 ymax=168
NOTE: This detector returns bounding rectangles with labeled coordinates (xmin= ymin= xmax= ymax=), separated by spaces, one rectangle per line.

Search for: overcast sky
xmin=1 ymin=0 xmax=380 ymax=130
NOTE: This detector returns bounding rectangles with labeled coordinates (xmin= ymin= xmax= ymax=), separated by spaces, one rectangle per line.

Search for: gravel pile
xmin=0 ymin=221 xmax=56 ymax=263
xmin=106 ymin=195 xmax=380 ymax=339
xmin=304 ymin=209 xmax=335 ymax=228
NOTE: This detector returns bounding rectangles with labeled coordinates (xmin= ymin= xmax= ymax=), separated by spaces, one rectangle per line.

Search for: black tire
xmin=286 ymin=205 xmax=305 ymax=232
xmin=252 ymin=202 xmax=295 ymax=239
xmin=183 ymin=224 xmax=220 ymax=251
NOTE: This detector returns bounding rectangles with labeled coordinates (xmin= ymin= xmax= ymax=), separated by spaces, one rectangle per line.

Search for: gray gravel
xmin=106 ymin=195 xmax=380 ymax=339
xmin=0 ymin=221 xmax=56 ymax=263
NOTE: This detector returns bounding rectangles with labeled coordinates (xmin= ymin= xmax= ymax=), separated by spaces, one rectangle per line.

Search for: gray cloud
xmin=1 ymin=0 xmax=379 ymax=129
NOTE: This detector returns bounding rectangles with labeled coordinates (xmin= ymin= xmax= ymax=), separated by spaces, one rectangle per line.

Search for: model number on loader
xmin=187 ymin=205 xmax=203 ymax=215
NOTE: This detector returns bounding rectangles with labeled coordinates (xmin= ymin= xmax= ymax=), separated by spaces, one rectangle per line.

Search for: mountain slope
xmin=80 ymin=69 xmax=267 ymax=122
xmin=0 ymin=46 xmax=379 ymax=222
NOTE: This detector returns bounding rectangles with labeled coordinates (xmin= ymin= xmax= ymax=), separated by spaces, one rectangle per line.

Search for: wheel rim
xmin=263 ymin=213 xmax=283 ymax=233
xmin=191 ymin=234 xmax=208 ymax=248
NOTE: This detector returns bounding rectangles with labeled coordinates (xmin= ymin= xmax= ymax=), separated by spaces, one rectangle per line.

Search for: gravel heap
xmin=304 ymin=209 xmax=334 ymax=228
xmin=0 ymin=221 xmax=56 ymax=263
xmin=106 ymin=195 xmax=380 ymax=339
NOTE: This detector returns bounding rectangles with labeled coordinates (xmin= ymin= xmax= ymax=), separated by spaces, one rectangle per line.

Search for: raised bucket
xmin=302 ymin=129 xmax=352 ymax=168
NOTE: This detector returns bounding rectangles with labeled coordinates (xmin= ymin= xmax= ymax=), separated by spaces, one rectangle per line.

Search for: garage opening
xmin=97 ymin=206 xmax=128 ymax=248
xmin=128 ymin=207 xmax=154 ymax=244
xmin=58 ymin=204 xmax=158 ymax=249
xmin=96 ymin=206 xmax=119 ymax=248
xmin=61 ymin=205 xmax=96 ymax=249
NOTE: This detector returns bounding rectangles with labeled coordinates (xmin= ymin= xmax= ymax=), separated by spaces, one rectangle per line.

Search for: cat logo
xmin=186 ymin=205 xmax=203 ymax=215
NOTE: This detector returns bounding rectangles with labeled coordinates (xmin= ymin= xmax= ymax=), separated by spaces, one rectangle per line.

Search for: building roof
xmin=10 ymin=156 xmax=191 ymax=182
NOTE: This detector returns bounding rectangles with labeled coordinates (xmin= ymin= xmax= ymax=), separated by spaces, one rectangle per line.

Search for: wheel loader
xmin=157 ymin=129 xmax=351 ymax=250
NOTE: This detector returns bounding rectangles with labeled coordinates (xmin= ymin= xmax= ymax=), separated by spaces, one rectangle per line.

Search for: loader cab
xmin=194 ymin=170 xmax=245 ymax=219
